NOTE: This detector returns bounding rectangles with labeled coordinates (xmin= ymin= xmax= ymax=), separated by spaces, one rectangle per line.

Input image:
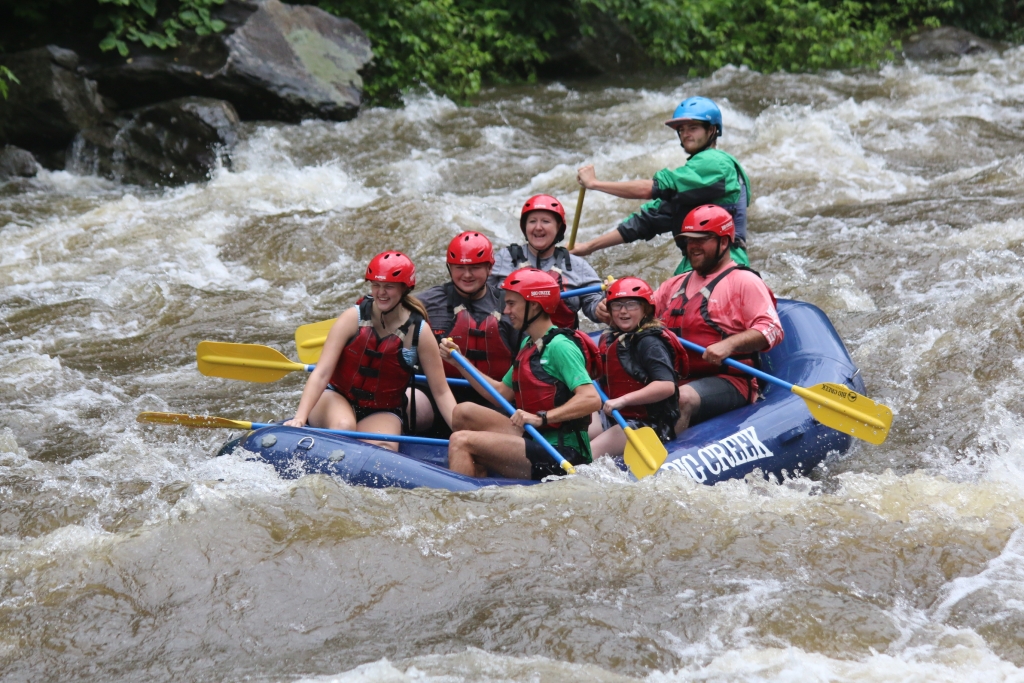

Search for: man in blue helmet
xmin=571 ymin=96 xmax=751 ymax=275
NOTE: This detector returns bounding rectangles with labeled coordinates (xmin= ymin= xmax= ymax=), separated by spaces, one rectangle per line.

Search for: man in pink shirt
xmin=654 ymin=205 xmax=783 ymax=434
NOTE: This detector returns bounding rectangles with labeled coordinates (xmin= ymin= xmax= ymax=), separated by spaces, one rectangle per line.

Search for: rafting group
xmin=272 ymin=95 xmax=786 ymax=481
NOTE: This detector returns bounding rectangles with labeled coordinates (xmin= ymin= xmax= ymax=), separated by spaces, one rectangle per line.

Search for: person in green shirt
xmin=440 ymin=268 xmax=601 ymax=479
xmin=572 ymin=96 xmax=751 ymax=276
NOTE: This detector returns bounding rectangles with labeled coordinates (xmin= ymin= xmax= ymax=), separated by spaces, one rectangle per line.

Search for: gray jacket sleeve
xmin=564 ymin=255 xmax=604 ymax=323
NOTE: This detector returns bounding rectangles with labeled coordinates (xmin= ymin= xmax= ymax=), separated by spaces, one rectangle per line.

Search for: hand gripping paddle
xmin=592 ymin=381 xmax=668 ymax=479
xmin=676 ymin=336 xmax=893 ymax=445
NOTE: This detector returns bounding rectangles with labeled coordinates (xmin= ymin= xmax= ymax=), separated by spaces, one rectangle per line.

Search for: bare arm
xmin=514 ymin=383 xmax=602 ymax=428
xmin=704 ymin=330 xmax=769 ymax=365
xmin=577 ymin=165 xmax=655 ymax=199
xmin=285 ymin=307 xmax=358 ymax=427
xmin=417 ymin=325 xmax=457 ymax=428
xmin=569 ymin=228 xmax=624 ymax=257
xmin=603 ymin=380 xmax=676 ymax=415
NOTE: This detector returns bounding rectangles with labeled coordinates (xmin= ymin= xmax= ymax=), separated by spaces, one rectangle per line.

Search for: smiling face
xmin=678 ymin=232 xmax=724 ymax=276
xmin=449 ymin=263 xmax=491 ymax=298
xmin=502 ymin=290 xmax=529 ymax=330
xmin=672 ymin=121 xmax=714 ymax=154
xmin=608 ymin=298 xmax=647 ymax=333
xmin=522 ymin=210 xmax=562 ymax=255
xmin=370 ymin=281 xmax=406 ymax=313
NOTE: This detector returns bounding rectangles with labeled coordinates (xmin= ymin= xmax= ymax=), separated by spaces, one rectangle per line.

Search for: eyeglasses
xmin=675 ymin=233 xmax=716 ymax=245
xmin=608 ymin=300 xmax=643 ymax=312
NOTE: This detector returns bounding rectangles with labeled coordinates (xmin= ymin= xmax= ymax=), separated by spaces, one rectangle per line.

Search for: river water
xmin=3 ymin=48 xmax=1024 ymax=682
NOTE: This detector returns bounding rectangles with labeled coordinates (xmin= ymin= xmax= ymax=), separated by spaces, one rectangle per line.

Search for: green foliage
xmin=581 ymin=0 xmax=953 ymax=74
xmin=0 ymin=65 xmax=18 ymax=100
xmin=96 ymin=0 xmax=227 ymax=57
xmin=312 ymin=0 xmax=1017 ymax=104
xmin=315 ymin=0 xmax=565 ymax=104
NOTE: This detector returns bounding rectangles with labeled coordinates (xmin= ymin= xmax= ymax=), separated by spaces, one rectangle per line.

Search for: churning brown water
xmin=3 ymin=51 xmax=1024 ymax=682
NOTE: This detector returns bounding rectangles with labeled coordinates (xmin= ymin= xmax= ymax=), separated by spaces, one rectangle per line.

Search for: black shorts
xmin=624 ymin=418 xmax=675 ymax=443
xmin=686 ymin=377 xmax=747 ymax=425
xmin=325 ymin=384 xmax=405 ymax=423
xmin=523 ymin=436 xmax=589 ymax=480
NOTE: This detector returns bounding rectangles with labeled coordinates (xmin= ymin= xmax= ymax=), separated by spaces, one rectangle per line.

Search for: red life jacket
xmin=329 ymin=299 xmax=422 ymax=410
xmin=507 ymin=244 xmax=579 ymax=329
xmin=660 ymin=265 xmax=776 ymax=403
xmin=510 ymin=328 xmax=599 ymax=439
xmin=599 ymin=326 xmax=687 ymax=421
xmin=432 ymin=283 xmax=513 ymax=381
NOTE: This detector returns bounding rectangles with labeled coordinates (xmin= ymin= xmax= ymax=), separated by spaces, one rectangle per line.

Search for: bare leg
xmin=590 ymin=424 xmax=627 ymax=459
xmin=587 ymin=411 xmax=604 ymax=440
xmin=448 ymin=403 xmax=526 ymax=477
xmin=675 ymin=384 xmax=700 ymax=436
xmin=405 ymin=387 xmax=434 ymax=433
xmin=356 ymin=411 xmax=404 ymax=451
xmin=308 ymin=390 xmax=358 ymax=431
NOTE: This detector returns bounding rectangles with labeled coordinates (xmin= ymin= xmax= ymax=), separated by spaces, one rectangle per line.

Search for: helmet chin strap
xmin=523 ymin=301 xmax=545 ymax=333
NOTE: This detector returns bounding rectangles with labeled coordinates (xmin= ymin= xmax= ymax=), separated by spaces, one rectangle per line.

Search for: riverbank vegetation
xmin=0 ymin=0 xmax=1021 ymax=104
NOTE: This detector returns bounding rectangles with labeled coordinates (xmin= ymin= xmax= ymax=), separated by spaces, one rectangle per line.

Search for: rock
xmin=0 ymin=146 xmax=41 ymax=179
xmin=902 ymin=27 xmax=1000 ymax=60
xmin=0 ymin=46 xmax=110 ymax=157
xmin=70 ymin=97 xmax=240 ymax=186
xmin=538 ymin=10 xmax=648 ymax=78
xmin=84 ymin=0 xmax=372 ymax=122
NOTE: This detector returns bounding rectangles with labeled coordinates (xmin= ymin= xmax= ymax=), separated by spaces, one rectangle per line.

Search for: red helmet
xmin=365 ymin=251 xmax=416 ymax=289
xmin=501 ymin=268 xmax=560 ymax=314
xmin=446 ymin=231 xmax=495 ymax=265
xmin=520 ymin=194 xmax=567 ymax=241
xmin=606 ymin=277 xmax=654 ymax=306
xmin=680 ymin=205 xmax=735 ymax=242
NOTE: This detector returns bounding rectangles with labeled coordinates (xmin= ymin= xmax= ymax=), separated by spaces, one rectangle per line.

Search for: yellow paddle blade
xmin=295 ymin=318 xmax=335 ymax=364
xmin=197 ymin=341 xmax=305 ymax=383
xmin=622 ymin=425 xmax=669 ymax=479
xmin=137 ymin=412 xmax=254 ymax=430
xmin=792 ymin=383 xmax=893 ymax=445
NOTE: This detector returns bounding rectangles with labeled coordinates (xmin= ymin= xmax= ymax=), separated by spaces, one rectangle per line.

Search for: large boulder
xmin=70 ymin=97 xmax=240 ymax=186
xmin=84 ymin=0 xmax=372 ymax=122
xmin=0 ymin=146 xmax=41 ymax=179
xmin=538 ymin=10 xmax=648 ymax=78
xmin=0 ymin=46 xmax=110 ymax=158
xmin=902 ymin=27 xmax=1000 ymax=60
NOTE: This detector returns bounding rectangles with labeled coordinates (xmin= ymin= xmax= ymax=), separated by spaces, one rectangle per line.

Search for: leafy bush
xmin=0 ymin=64 xmax=18 ymax=99
xmin=96 ymin=0 xmax=228 ymax=56
xmin=0 ymin=0 xmax=1021 ymax=107
xmin=313 ymin=0 xmax=565 ymax=105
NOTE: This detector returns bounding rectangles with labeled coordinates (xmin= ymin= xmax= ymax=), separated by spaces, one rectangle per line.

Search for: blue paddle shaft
xmin=561 ymin=284 xmax=602 ymax=298
xmin=591 ymin=381 xmax=631 ymax=432
xmin=250 ymin=423 xmax=449 ymax=446
xmin=675 ymin=336 xmax=794 ymax=392
xmin=448 ymin=349 xmax=572 ymax=472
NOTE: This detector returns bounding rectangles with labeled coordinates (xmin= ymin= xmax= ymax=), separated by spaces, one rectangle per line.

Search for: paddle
xmin=136 ymin=411 xmax=450 ymax=446
xmin=591 ymin=382 xmax=668 ymax=479
xmin=295 ymin=282 xmax=611 ymax=364
xmin=675 ymin=336 xmax=893 ymax=445
xmin=196 ymin=341 xmax=472 ymax=386
xmin=447 ymin=347 xmax=576 ymax=475
xmin=567 ymin=187 xmax=585 ymax=250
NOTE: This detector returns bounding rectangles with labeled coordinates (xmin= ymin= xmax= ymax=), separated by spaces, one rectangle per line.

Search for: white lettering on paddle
xmin=661 ymin=426 xmax=774 ymax=482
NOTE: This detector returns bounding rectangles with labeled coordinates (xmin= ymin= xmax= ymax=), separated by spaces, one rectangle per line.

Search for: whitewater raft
xmin=218 ymin=299 xmax=862 ymax=489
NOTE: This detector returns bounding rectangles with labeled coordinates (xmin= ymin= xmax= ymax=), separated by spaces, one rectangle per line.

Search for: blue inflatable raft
xmin=219 ymin=299 xmax=862 ymax=489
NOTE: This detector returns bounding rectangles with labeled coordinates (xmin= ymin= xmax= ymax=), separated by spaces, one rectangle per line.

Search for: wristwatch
xmin=537 ymin=411 xmax=548 ymax=428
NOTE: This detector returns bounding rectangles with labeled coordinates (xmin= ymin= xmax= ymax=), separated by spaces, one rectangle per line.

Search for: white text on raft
xmin=660 ymin=426 xmax=774 ymax=482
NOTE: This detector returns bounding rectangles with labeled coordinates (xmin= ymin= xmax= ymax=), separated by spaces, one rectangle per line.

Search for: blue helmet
xmin=665 ymin=96 xmax=723 ymax=137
